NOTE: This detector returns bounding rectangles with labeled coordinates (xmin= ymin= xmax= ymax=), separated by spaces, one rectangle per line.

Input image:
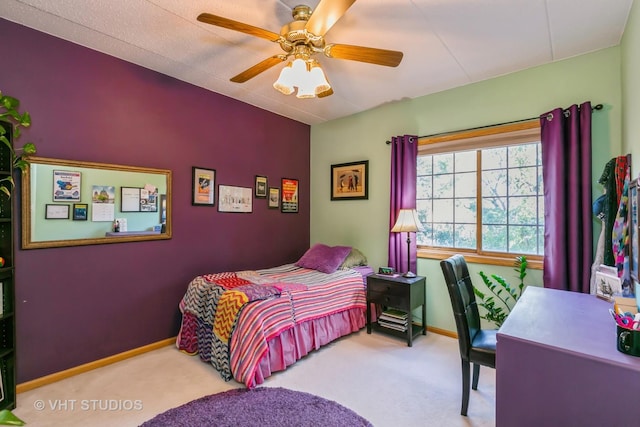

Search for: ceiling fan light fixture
xmin=274 ymin=57 xmax=332 ymax=99
xmin=290 ymin=57 xmax=308 ymax=76
xmin=296 ymin=84 xmax=317 ymax=99
xmin=309 ymin=61 xmax=331 ymax=95
xmin=296 ymin=60 xmax=318 ymax=99
xmin=273 ymin=62 xmax=295 ymax=95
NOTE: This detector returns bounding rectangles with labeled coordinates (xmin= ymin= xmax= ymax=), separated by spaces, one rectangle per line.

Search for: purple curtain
xmin=540 ymin=102 xmax=593 ymax=292
xmin=388 ymin=135 xmax=418 ymax=273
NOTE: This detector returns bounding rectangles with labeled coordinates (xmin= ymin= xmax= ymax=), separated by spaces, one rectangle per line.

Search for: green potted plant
xmin=473 ymin=255 xmax=528 ymax=328
xmin=0 ymin=90 xmax=37 ymax=197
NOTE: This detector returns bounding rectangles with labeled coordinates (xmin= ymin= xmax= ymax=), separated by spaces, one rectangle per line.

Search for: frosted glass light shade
xmin=273 ymin=62 xmax=294 ymax=95
xmin=273 ymin=58 xmax=332 ymax=99
xmin=310 ymin=66 xmax=330 ymax=95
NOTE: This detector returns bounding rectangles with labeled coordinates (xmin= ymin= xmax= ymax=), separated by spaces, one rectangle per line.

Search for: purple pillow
xmin=295 ymin=244 xmax=352 ymax=274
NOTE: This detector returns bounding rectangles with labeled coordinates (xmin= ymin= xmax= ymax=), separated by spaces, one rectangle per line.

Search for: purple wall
xmin=0 ymin=18 xmax=310 ymax=383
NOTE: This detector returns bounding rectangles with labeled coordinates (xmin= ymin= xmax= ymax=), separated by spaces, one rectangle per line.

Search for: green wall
xmin=311 ymin=45 xmax=624 ymax=333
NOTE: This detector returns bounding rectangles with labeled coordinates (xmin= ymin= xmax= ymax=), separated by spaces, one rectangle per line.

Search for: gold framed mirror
xmin=22 ymin=157 xmax=172 ymax=249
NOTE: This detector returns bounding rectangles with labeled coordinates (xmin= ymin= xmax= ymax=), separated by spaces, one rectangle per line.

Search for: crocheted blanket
xmin=177 ymin=271 xmax=281 ymax=380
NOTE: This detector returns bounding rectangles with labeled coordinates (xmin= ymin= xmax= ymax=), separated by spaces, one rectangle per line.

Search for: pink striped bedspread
xmin=176 ymin=263 xmax=368 ymax=388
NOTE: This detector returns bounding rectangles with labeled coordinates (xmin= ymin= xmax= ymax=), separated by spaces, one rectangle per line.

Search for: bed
xmin=176 ymin=244 xmax=372 ymax=388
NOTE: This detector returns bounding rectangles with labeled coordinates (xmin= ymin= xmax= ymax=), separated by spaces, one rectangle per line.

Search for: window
xmin=416 ymin=121 xmax=543 ymax=268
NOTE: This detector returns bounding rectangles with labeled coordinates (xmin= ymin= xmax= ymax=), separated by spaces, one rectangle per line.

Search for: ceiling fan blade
xmin=197 ymin=13 xmax=281 ymax=42
xmin=325 ymin=44 xmax=403 ymax=67
xmin=305 ymin=0 xmax=356 ymax=36
xmin=230 ymin=56 xmax=287 ymax=83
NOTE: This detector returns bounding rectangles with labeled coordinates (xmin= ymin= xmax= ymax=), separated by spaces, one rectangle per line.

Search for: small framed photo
xmin=281 ymin=178 xmax=299 ymax=213
xmin=595 ymin=265 xmax=622 ymax=301
xmin=45 ymin=204 xmax=70 ymax=219
xmin=331 ymin=160 xmax=369 ymax=201
xmin=255 ymin=175 xmax=268 ymax=198
xmin=192 ymin=167 xmax=216 ymax=206
xmin=268 ymin=187 xmax=280 ymax=209
xmin=218 ymin=185 xmax=252 ymax=213
xmin=72 ymin=203 xmax=88 ymax=221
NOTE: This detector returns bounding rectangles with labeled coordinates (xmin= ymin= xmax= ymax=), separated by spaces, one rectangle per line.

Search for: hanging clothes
xmin=599 ymin=156 xmax=629 ymax=266
xmin=612 ymin=166 xmax=631 ymax=295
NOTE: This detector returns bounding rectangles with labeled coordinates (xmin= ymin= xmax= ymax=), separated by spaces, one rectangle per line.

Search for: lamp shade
xmin=391 ymin=209 xmax=424 ymax=233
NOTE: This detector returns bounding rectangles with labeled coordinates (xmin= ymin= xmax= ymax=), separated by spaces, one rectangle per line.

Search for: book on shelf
xmin=378 ymin=319 xmax=408 ymax=332
xmin=378 ymin=314 xmax=407 ymax=325
xmin=379 ymin=309 xmax=408 ymax=326
xmin=380 ymin=308 xmax=408 ymax=320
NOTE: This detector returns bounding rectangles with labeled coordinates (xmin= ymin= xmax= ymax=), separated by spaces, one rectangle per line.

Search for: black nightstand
xmin=366 ymin=274 xmax=426 ymax=347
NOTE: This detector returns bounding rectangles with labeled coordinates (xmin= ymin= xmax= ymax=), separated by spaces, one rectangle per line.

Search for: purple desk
xmin=496 ymin=286 xmax=640 ymax=426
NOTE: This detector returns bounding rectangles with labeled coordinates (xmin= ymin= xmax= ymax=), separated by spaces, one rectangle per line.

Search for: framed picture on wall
xmin=255 ymin=175 xmax=268 ymax=198
xmin=72 ymin=203 xmax=88 ymax=221
xmin=218 ymin=185 xmax=252 ymax=213
xmin=330 ymin=160 xmax=368 ymax=201
xmin=268 ymin=187 xmax=280 ymax=209
xmin=52 ymin=170 xmax=81 ymax=202
xmin=192 ymin=167 xmax=216 ymax=206
xmin=281 ymin=178 xmax=299 ymax=213
xmin=45 ymin=204 xmax=70 ymax=219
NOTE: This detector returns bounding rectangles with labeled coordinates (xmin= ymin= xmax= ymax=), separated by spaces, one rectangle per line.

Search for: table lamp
xmin=391 ymin=208 xmax=424 ymax=277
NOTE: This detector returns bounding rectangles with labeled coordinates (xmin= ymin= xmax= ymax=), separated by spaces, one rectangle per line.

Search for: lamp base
xmin=403 ymin=271 xmax=417 ymax=278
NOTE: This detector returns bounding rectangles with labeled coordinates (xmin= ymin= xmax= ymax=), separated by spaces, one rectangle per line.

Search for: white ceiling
xmin=0 ymin=0 xmax=633 ymax=125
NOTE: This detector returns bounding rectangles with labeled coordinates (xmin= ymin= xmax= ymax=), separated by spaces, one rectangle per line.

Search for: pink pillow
xmin=295 ymin=244 xmax=352 ymax=274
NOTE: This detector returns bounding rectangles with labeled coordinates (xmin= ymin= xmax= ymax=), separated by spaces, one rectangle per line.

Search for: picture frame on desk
xmin=378 ymin=266 xmax=396 ymax=275
xmin=595 ymin=264 xmax=622 ymax=301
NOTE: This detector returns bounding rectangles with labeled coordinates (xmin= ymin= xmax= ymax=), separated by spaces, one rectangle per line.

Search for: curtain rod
xmin=385 ymin=103 xmax=603 ymax=144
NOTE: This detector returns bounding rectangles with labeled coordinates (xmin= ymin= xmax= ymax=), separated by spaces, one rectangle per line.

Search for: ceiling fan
xmin=197 ymin=0 xmax=404 ymax=98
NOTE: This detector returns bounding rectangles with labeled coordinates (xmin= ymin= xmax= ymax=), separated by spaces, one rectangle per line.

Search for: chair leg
xmin=472 ymin=363 xmax=480 ymax=390
xmin=461 ymin=359 xmax=471 ymax=416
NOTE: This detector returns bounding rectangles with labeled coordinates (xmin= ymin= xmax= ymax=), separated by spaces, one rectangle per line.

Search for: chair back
xmin=440 ymin=255 xmax=481 ymax=361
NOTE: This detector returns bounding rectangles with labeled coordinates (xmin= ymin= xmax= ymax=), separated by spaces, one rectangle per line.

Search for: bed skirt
xmin=251 ymin=307 xmax=366 ymax=386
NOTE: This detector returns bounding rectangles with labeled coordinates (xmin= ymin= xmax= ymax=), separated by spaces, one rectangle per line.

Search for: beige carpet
xmin=13 ymin=331 xmax=495 ymax=426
